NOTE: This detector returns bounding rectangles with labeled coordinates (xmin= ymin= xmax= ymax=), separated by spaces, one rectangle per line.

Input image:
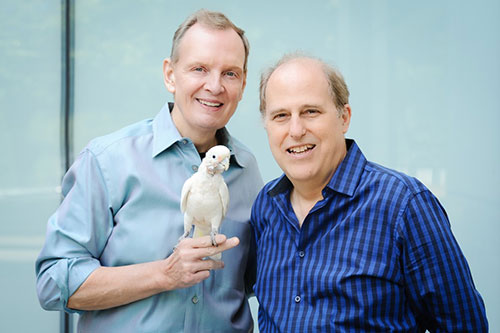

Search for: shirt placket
xmin=293 ymin=196 xmax=329 ymax=319
xmin=179 ymin=139 xmax=205 ymax=331
xmin=184 ymin=283 xmax=203 ymax=330
xmin=293 ymin=213 xmax=309 ymax=317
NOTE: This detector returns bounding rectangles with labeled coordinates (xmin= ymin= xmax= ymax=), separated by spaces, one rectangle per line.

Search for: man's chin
xmin=284 ymin=169 xmax=317 ymax=184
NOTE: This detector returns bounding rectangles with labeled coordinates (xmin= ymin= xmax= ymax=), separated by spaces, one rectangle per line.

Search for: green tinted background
xmin=1 ymin=0 xmax=498 ymax=331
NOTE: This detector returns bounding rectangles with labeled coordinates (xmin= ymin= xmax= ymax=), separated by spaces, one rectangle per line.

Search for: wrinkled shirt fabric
xmin=251 ymin=139 xmax=487 ymax=332
xmin=36 ymin=102 xmax=263 ymax=332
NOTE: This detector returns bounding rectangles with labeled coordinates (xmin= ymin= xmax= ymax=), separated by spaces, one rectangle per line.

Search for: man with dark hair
xmin=36 ymin=9 xmax=262 ymax=332
xmin=251 ymin=54 xmax=488 ymax=332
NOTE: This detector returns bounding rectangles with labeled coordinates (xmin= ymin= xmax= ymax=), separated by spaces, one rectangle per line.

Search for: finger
xmin=192 ymin=234 xmax=227 ymax=248
xmin=196 ymin=258 xmax=225 ymax=271
xmin=175 ymin=236 xmax=196 ymax=248
xmin=203 ymin=237 xmax=239 ymax=257
xmin=190 ymin=270 xmax=211 ymax=284
xmin=226 ymin=237 xmax=240 ymax=247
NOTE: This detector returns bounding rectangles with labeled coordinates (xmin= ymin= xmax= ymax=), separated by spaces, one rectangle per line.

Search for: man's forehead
xmin=273 ymin=59 xmax=323 ymax=80
xmin=268 ymin=60 xmax=327 ymax=93
xmin=181 ymin=23 xmax=242 ymax=49
xmin=177 ymin=23 xmax=245 ymax=68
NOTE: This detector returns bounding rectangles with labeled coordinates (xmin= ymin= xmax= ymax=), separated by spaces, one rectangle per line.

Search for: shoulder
xmin=363 ymin=162 xmax=449 ymax=233
xmin=250 ymin=176 xmax=284 ymax=232
xmin=364 ymin=160 xmax=428 ymax=196
xmin=253 ymin=176 xmax=282 ymax=206
xmin=85 ymin=118 xmax=154 ymax=157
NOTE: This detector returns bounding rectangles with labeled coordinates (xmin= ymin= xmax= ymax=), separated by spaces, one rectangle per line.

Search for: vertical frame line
xmin=61 ymin=0 xmax=74 ymax=171
xmin=60 ymin=0 xmax=74 ymax=332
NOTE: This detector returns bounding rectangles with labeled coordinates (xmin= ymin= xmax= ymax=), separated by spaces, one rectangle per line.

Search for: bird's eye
xmin=212 ymin=155 xmax=216 ymax=159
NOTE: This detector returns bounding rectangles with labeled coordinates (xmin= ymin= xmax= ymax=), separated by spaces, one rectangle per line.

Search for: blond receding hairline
xmin=170 ymin=9 xmax=250 ymax=72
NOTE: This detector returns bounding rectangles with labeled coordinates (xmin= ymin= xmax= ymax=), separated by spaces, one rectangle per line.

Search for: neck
xmin=290 ymin=185 xmax=324 ymax=227
xmin=289 ymin=144 xmax=346 ymax=202
xmin=171 ymin=106 xmax=218 ymax=153
xmin=288 ymin=143 xmax=348 ymax=227
xmin=289 ymin=167 xmax=334 ymax=201
xmin=193 ymin=136 xmax=218 ymax=154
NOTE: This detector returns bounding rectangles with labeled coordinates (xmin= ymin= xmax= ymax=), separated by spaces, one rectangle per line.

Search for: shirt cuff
xmin=53 ymin=257 xmax=101 ymax=313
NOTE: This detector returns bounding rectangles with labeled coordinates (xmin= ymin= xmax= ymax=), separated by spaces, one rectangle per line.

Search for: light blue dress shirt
xmin=35 ymin=102 xmax=263 ymax=332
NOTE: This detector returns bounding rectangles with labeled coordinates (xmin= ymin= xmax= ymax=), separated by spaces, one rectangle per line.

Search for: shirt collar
xmin=268 ymin=139 xmax=366 ymax=197
xmin=151 ymin=102 xmax=246 ymax=168
xmin=152 ymin=102 xmax=182 ymax=158
xmin=326 ymin=139 xmax=366 ymax=196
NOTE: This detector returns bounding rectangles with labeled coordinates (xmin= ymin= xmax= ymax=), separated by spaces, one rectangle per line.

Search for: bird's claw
xmin=174 ymin=231 xmax=190 ymax=251
xmin=210 ymin=231 xmax=218 ymax=247
xmin=178 ymin=231 xmax=189 ymax=242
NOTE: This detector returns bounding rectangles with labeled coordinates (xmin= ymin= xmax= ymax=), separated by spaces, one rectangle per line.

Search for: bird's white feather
xmin=178 ymin=145 xmax=231 ymax=259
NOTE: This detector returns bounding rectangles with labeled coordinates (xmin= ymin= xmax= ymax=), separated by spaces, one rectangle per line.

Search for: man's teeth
xmin=288 ymin=145 xmax=314 ymax=153
xmin=198 ymin=99 xmax=223 ymax=107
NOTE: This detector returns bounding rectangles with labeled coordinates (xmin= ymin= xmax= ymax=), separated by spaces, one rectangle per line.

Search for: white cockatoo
xmin=179 ymin=145 xmax=230 ymax=259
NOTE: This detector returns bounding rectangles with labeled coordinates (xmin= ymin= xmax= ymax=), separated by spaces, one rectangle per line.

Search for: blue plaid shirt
xmin=250 ymin=139 xmax=487 ymax=332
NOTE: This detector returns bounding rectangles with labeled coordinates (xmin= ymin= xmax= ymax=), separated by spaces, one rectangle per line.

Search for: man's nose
xmin=204 ymin=73 xmax=224 ymax=95
xmin=289 ymin=116 xmax=306 ymax=139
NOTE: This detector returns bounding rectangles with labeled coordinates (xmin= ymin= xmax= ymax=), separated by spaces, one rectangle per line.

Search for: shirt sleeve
xmin=399 ymin=190 xmax=488 ymax=332
xmin=244 ymin=226 xmax=257 ymax=296
xmin=241 ymin=155 xmax=264 ymax=297
xmin=35 ymin=148 xmax=114 ymax=313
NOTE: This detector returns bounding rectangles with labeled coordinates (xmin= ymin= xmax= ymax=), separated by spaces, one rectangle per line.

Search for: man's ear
xmin=341 ymin=104 xmax=352 ymax=134
xmin=163 ymin=58 xmax=176 ymax=94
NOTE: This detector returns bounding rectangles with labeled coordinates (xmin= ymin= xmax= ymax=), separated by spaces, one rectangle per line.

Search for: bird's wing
xmin=180 ymin=177 xmax=194 ymax=213
xmin=218 ymin=181 xmax=230 ymax=218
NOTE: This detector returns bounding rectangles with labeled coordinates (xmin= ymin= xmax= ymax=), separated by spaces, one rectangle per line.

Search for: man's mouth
xmin=287 ymin=144 xmax=315 ymax=154
xmin=197 ymin=98 xmax=223 ymax=108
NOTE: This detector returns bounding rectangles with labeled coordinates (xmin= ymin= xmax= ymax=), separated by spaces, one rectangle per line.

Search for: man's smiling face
xmin=263 ymin=58 xmax=351 ymax=188
xmin=164 ymin=23 xmax=247 ymax=141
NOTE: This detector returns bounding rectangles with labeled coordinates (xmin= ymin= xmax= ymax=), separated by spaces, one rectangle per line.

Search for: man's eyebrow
xmin=301 ymin=104 xmax=322 ymax=109
xmin=267 ymin=108 xmax=287 ymax=116
xmin=184 ymin=60 xmax=206 ymax=67
xmin=269 ymin=104 xmax=320 ymax=112
xmin=182 ymin=62 xmax=244 ymax=74
xmin=223 ymin=65 xmax=244 ymax=73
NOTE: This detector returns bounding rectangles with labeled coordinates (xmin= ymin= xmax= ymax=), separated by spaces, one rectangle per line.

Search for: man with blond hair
xmin=36 ymin=9 xmax=262 ymax=332
xmin=251 ymin=54 xmax=488 ymax=332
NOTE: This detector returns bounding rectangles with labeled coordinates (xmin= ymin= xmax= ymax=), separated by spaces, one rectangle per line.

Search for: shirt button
xmin=182 ymin=139 xmax=188 ymax=145
xmin=191 ymin=295 xmax=199 ymax=304
xmin=192 ymin=165 xmax=198 ymax=172
xmin=298 ymin=251 xmax=305 ymax=258
xmin=294 ymin=295 xmax=301 ymax=303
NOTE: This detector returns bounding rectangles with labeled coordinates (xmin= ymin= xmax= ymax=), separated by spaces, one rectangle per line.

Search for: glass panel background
xmin=2 ymin=0 xmax=498 ymax=331
xmin=0 ymin=1 xmax=61 ymax=331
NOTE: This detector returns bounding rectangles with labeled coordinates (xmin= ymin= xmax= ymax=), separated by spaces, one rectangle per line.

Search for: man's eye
xmin=225 ymin=71 xmax=237 ymax=77
xmin=193 ymin=67 xmax=204 ymax=72
xmin=273 ymin=113 xmax=287 ymax=120
xmin=306 ymin=109 xmax=319 ymax=114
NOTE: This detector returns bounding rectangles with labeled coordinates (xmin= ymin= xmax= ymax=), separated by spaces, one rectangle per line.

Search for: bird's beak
xmin=220 ymin=156 xmax=230 ymax=171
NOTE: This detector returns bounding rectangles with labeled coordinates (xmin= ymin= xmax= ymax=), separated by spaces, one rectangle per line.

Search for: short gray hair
xmin=171 ymin=9 xmax=250 ymax=72
xmin=259 ymin=53 xmax=349 ymax=115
